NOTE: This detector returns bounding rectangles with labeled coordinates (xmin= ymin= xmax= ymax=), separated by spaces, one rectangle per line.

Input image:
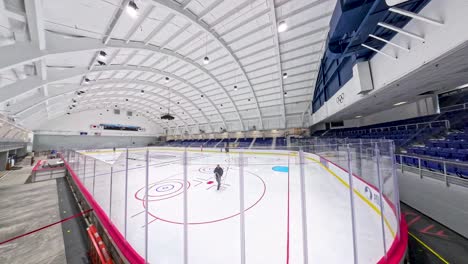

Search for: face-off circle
xmin=135 ymin=179 xmax=190 ymax=202
xmin=139 ymin=169 xmax=266 ymax=225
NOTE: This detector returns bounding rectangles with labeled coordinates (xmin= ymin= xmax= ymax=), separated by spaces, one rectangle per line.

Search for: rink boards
xmin=64 ymin=147 xmax=406 ymax=264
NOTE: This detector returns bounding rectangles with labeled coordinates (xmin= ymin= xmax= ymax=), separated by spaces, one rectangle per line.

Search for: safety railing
xmin=396 ymin=153 xmax=468 ymax=188
xmin=369 ymin=120 xmax=451 ymax=132
xmin=59 ymin=139 xmax=406 ymax=264
xmin=440 ymin=102 xmax=468 ymax=113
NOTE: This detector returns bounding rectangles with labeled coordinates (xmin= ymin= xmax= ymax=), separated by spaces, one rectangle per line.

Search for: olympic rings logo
xmin=336 ymin=93 xmax=345 ymax=104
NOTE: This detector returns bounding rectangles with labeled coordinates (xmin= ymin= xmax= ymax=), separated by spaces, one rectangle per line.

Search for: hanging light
xmin=284 ymin=91 xmax=288 ymax=96
xmin=83 ymin=78 xmax=90 ymax=84
xmin=97 ymin=51 xmax=107 ymax=61
xmin=203 ymin=56 xmax=210 ymax=65
xmin=234 ymin=85 xmax=238 ymax=91
xmin=126 ymin=1 xmax=139 ymax=18
xmin=283 ymin=72 xmax=288 ymax=79
xmin=278 ymin=21 xmax=288 ymax=32
xmin=165 ymin=76 xmax=170 ymax=83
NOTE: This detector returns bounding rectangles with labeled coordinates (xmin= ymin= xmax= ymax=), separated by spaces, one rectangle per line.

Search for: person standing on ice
xmin=214 ymin=164 xmax=224 ymax=191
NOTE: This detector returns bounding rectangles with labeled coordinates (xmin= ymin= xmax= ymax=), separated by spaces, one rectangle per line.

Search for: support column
xmin=0 ymin=151 xmax=8 ymax=170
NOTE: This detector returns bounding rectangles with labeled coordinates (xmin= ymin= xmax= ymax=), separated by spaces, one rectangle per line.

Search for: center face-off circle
xmin=136 ymin=169 xmax=266 ymax=225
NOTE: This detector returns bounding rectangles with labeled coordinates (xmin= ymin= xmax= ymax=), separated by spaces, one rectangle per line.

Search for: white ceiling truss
xmin=0 ymin=0 xmax=336 ymax=133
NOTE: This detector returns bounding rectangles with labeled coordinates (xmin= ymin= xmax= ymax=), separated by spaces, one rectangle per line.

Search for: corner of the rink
xmin=59 ymin=153 xmax=146 ymax=264
xmin=377 ymin=217 xmax=408 ymax=264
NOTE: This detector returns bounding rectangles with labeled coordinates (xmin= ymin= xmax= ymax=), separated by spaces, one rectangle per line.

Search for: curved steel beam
xmin=18 ymin=94 xmax=189 ymax=130
xmin=20 ymin=102 xmax=165 ymax=130
xmin=0 ymin=33 xmax=237 ymax=130
xmin=67 ymin=103 xmax=190 ymax=135
xmin=4 ymin=64 xmax=225 ymax=130
xmin=149 ymin=0 xmax=264 ymax=129
xmin=56 ymin=94 xmax=193 ymax=130
xmin=44 ymin=94 xmax=189 ymax=129
xmin=108 ymin=39 xmax=244 ymax=130
xmin=268 ymin=0 xmax=286 ymax=128
xmin=14 ymin=81 xmax=204 ymax=129
xmin=92 ymin=65 xmax=227 ymax=129
xmin=63 ymin=102 xmax=183 ymax=131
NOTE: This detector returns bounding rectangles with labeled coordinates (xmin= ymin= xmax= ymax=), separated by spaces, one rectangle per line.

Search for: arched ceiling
xmin=0 ymin=0 xmax=336 ymax=133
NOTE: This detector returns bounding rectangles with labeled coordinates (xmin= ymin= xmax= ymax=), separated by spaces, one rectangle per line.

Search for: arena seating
xmin=237 ymin=138 xmax=253 ymax=148
xmin=276 ymin=137 xmax=287 ymax=147
xmin=254 ymin=137 xmax=273 ymax=147
xmin=313 ymin=109 xmax=468 ymax=179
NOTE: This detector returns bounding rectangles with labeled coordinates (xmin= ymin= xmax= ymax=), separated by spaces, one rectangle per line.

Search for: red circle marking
xmin=141 ymin=172 xmax=267 ymax=225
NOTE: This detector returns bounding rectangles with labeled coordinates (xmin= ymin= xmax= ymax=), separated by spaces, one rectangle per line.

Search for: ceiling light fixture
xmin=355 ymin=115 xmax=362 ymax=118
xmin=393 ymin=101 xmax=407 ymax=106
xmin=126 ymin=1 xmax=139 ymax=18
xmin=141 ymin=90 xmax=144 ymax=93
xmin=165 ymin=76 xmax=170 ymax=83
xmin=83 ymin=78 xmax=90 ymax=84
xmin=234 ymin=85 xmax=238 ymax=91
xmin=97 ymin=51 xmax=107 ymax=61
xmin=283 ymin=72 xmax=288 ymax=79
xmin=161 ymin=84 xmax=175 ymax=120
xmin=284 ymin=92 xmax=288 ymax=96
xmin=203 ymin=56 xmax=210 ymax=65
xmin=278 ymin=21 xmax=288 ymax=32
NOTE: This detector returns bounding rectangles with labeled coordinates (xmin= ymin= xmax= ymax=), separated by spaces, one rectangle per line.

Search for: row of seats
xmin=237 ymin=138 xmax=253 ymax=148
xmin=167 ymin=137 xmax=278 ymax=148
xmin=397 ymin=155 xmax=468 ymax=178
xmin=276 ymin=137 xmax=287 ymax=146
xmin=426 ymin=139 xmax=468 ymax=149
xmin=254 ymin=137 xmax=273 ymax=147
xmin=408 ymin=147 xmax=468 ymax=161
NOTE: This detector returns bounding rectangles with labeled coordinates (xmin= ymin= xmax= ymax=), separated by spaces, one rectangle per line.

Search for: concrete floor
xmin=0 ymin=180 xmax=67 ymax=264
xmin=0 ymin=156 xmax=36 ymax=186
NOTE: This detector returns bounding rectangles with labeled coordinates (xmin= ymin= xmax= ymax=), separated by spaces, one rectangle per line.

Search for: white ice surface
xmin=73 ymin=148 xmax=395 ymax=264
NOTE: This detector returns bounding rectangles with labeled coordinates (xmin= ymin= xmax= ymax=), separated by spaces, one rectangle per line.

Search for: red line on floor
xmin=141 ymin=217 xmax=158 ymax=228
xmin=0 ymin=209 xmax=93 ymax=246
xmin=130 ymin=210 xmax=146 ymax=218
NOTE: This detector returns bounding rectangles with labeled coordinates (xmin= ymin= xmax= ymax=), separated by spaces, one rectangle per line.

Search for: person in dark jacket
xmin=213 ymin=164 xmax=224 ymax=191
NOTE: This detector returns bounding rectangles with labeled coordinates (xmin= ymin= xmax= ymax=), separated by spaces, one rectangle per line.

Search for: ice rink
xmin=72 ymin=147 xmax=396 ymax=264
